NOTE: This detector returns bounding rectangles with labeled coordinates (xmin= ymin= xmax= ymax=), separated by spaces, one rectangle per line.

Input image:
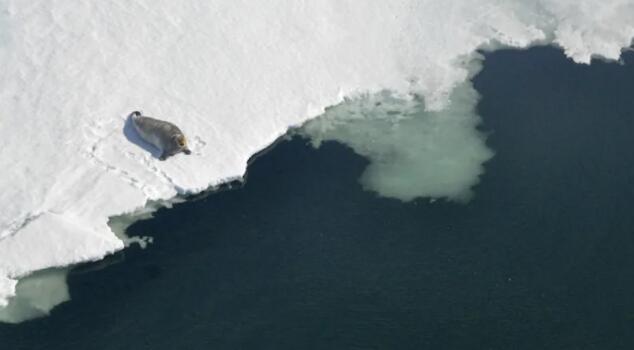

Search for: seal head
xmin=130 ymin=111 xmax=191 ymax=160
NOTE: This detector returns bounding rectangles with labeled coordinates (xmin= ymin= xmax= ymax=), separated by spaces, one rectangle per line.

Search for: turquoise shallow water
xmin=3 ymin=46 xmax=634 ymax=349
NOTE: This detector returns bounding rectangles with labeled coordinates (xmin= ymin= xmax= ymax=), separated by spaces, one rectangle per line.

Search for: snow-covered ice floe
xmin=1 ymin=0 xmax=633 ymax=322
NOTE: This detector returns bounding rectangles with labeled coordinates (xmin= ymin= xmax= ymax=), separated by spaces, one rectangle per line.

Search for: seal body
xmin=130 ymin=111 xmax=192 ymax=160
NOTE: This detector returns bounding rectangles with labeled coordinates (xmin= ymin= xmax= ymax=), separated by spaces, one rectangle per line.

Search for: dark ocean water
xmin=4 ymin=46 xmax=634 ymax=349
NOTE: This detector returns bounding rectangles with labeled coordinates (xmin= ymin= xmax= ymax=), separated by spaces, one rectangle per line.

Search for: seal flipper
xmin=159 ymin=151 xmax=168 ymax=161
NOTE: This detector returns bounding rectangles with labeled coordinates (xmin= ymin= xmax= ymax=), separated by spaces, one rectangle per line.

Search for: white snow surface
xmin=1 ymin=0 xmax=634 ymax=307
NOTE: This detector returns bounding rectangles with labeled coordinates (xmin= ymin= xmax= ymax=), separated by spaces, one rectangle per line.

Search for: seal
xmin=130 ymin=111 xmax=192 ymax=160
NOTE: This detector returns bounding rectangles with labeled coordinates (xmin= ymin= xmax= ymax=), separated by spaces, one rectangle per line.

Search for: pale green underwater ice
xmin=301 ymin=81 xmax=493 ymax=202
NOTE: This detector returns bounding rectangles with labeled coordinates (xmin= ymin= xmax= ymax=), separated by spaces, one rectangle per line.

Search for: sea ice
xmin=301 ymin=78 xmax=492 ymax=203
xmin=0 ymin=269 xmax=69 ymax=323
xmin=0 ymin=0 xmax=633 ymax=320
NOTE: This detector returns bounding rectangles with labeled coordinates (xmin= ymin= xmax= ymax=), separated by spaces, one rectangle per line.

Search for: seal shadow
xmin=123 ymin=112 xmax=162 ymax=159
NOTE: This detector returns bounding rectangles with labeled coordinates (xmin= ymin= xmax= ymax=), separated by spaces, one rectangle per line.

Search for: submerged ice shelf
xmin=1 ymin=0 xmax=633 ymax=318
